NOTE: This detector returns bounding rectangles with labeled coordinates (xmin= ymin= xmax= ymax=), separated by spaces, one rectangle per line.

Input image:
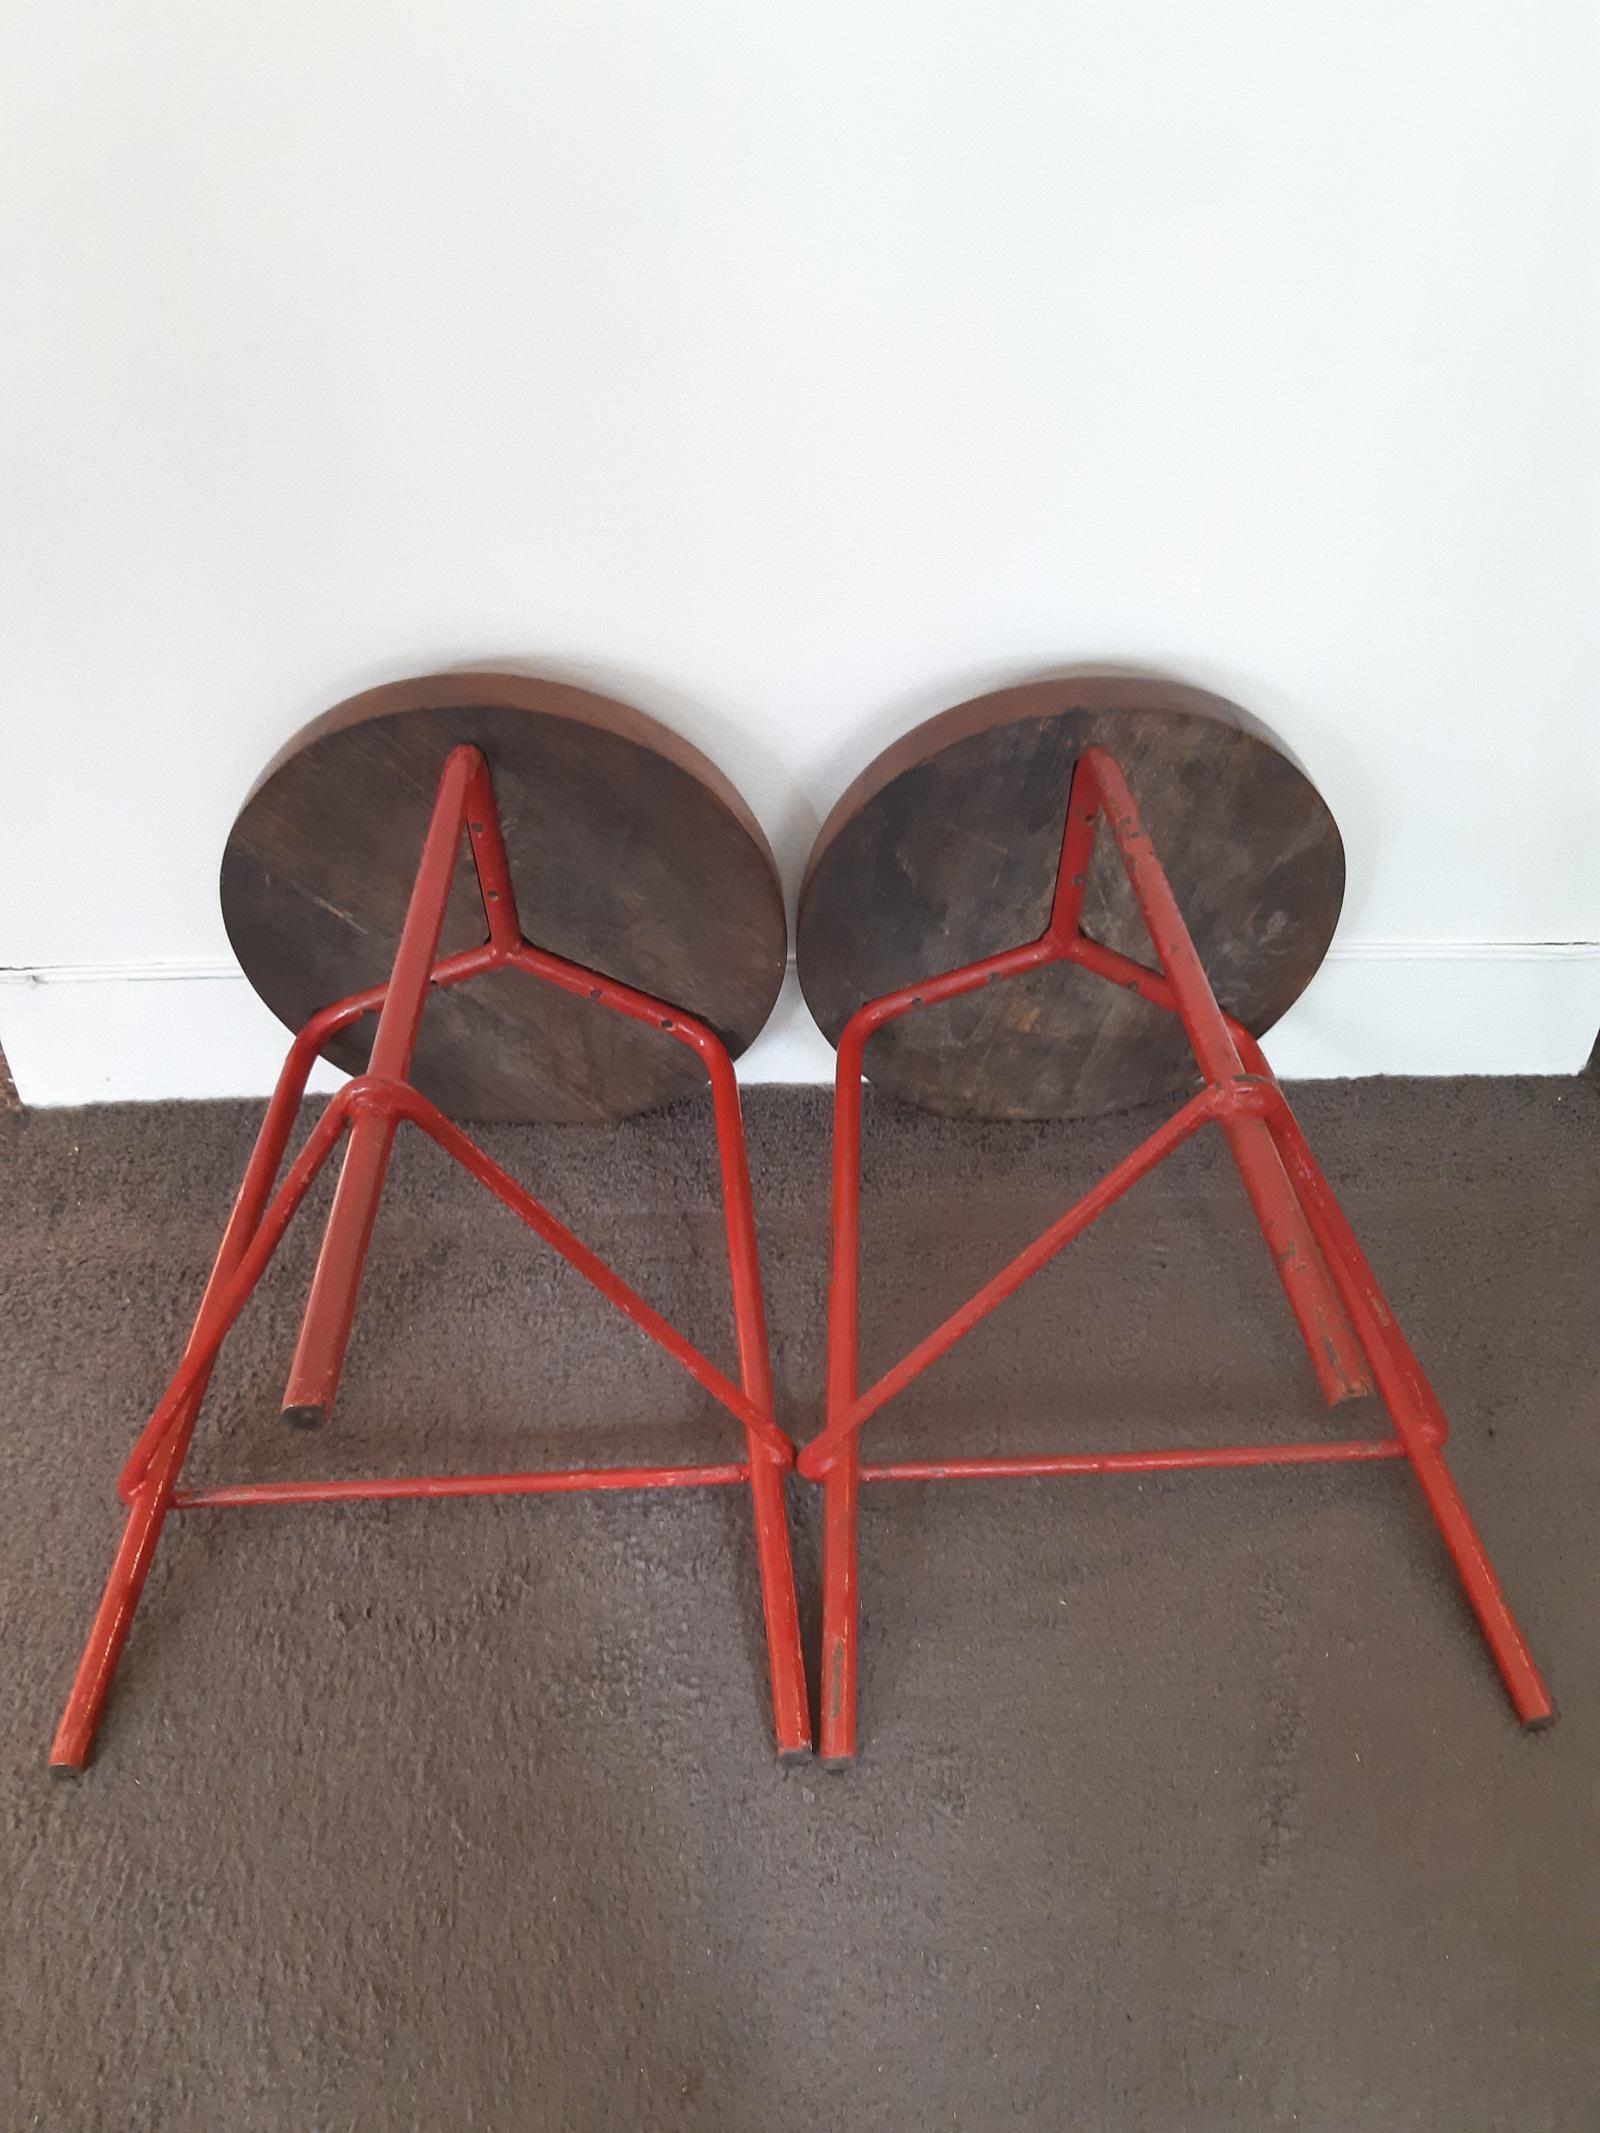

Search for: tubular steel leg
xmin=280 ymin=744 xmax=479 ymax=1425
xmin=278 ymin=1107 xmax=397 ymax=1425
xmin=1388 ymin=1435 xmax=1553 ymax=1725
xmin=1217 ymin=1109 xmax=1370 ymax=1403
xmin=703 ymin=1043 xmax=812 ymax=1759
xmin=1059 ymin=931 xmax=1366 ymax=1402
xmin=117 ymin=1093 xmax=357 ymax=1502
xmin=820 ymin=1446 xmax=860 ymax=1766
xmin=1230 ymin=1027 xmax=1445 ymax=1443
xmin=1079 ymin=750 xmax=1369 ymax=1406
xmin=818 ymin=1031 xmax=867 ymax=1765
xmin=50 ymin=1440 xmax=184 ymax=1775
xmin=51 ymin=1024 xmax=332 ymax=1771
xmin=1250 ymin=1079 xmax=1552 ymax=1723
xmin=749 ymin=1454 xmax=812 ymax=1761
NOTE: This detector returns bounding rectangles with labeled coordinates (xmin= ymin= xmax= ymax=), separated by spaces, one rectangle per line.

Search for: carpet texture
xmin=1 ymin=1079 xmax=1595 ymax=2130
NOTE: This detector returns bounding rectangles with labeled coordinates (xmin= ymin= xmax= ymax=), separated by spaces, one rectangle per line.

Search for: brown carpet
xmin=2 ymin=1079 xmax=1595 ymax=2130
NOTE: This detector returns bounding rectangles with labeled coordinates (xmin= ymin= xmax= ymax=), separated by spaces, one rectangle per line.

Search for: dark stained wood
xmin=221 ymin=672 xmax=788 ymax=1122
xmin=797 ymin=672 xmax=1345 ymax=1119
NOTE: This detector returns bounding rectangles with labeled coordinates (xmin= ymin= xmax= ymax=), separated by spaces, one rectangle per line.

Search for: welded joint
xmin=1210 ymin=1074 xmax=1274 ymax=1120
xmin=341 ymin=1074 xmax=409 ymax=1120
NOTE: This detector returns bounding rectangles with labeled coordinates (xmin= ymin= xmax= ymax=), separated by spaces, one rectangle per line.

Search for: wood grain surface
xmin=221 ymin=673 xmax=788 ymax=1122
xmin=797 ymin=673 xmax=1344 ymax=1119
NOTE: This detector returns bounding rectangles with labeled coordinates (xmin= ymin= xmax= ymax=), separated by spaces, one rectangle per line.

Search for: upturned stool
xmin=51 ymin=672 xmax=812 ymax=1770
xmin=795 ymin=672 xmax=1552 ymax=1765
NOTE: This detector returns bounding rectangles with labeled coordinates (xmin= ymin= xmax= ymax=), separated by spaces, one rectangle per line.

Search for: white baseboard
xmin=0 ymin=944 xmax=1594 ymax=1106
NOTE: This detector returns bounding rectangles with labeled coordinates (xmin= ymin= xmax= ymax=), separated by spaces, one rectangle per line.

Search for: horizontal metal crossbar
xmin=857 ymin=1439 xmax=1405 ymax=1483
xmin=174 ymin=1462 xmax=751 ymax=1509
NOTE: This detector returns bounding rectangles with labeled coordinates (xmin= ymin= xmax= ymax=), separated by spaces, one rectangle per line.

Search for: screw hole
xmin=470 ymin=821 xmax=485 ymax=834
xmin=660 ymin=1017 xmax=674 ymax=1030
xmin=589 ymin=987 xmax=601 ymax=999
xmin=486 ymin=889 xmax=499 ymax=900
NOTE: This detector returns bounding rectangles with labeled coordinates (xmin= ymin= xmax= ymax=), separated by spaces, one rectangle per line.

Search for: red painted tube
xmin=53 ymin=1018 xmax=338 ymax=1768
xmin=820 ymin=1444 xmax=859 ymax=1766
xmin=116 ymin=949 xmax=507 ymax=1504
xmin=1217 ymin=1108 xmax=1372 ymax=1404
xmin=1077 ymin=747 xmax=1249 ymax=1088
xmin=1070 ymin=927 xmax=1374 ymax=1404
xmin=818 ymin=1011 xmax=868 ymax=1763
xmin=1078 ymin=747 xmax=1369 ymax=1405
xmin=174 ymin=1463 xmax=749 ymax=1509
xmin=280 ymin=744 xmax=480 ymax=1423
xmin=1229 ymin=1029 xmax=1446 ymax=1445
xmin=118 ymin=1089 xmax=356 ymax=1501
xmin=858 ymin=1439 xmax=1406 ymax=1482
xmin=698 ymin=1040 xmax=812 ymax=1757
xmin=1251 ymin=1080 xmax=1553 ymax=1724
xmin=49 ymin=1447 xmax=180 ymax=1771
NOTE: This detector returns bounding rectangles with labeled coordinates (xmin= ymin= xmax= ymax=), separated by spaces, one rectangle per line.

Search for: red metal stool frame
xmin=51 ymin=743 xmax=812 ymax=1771
xmin=799 ymin=743 xmax=1553 ymax=1764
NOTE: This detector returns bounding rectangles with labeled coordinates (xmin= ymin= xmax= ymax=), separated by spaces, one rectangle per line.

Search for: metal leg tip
xmin=281 ymin=1404 xmax=327 ymax=1430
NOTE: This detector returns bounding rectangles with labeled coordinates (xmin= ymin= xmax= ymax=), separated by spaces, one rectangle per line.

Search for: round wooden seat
xmin=796 ymin=672 xmax=1344 ymax=1119
xmin=221 ymin=672 xmax=788 ymax=1122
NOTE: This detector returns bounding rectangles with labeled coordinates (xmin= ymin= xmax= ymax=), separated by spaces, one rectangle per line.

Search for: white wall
xmin=2 ymin=0 xmax=1596 ymax=1103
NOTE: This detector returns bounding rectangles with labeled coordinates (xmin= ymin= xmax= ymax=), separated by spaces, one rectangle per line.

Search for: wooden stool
xmin=796 ymin=673 xmax=1552 ymax=1765
xmin=51 ymin=672 xmax=813 ymax=1770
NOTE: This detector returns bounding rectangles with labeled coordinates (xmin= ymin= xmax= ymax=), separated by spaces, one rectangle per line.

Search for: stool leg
xmin=746 ymin=1451 xmax=812 ymax=1762
xmin=279 ymin=1108 xmax=399 ymax=1424
xmin=1234 ymin=1036 xmax=1446 ymax=1441
xmin=1255 ymin=1081 xmax=1553 ymax=1724
xmin=1217 ymin=1109 xmax=1371 ymax=1406
xmin=50 ymin=1447 xmax=183 ymax=1772
xmin=281 ymin=744 xmax=477 ymax=1425
xmin=819 ymin=1034 xmax=867 ymax=1765
xmin=705 ymin=1047 xmax=812 ymax=1759
xmin=1396 ymin=1433 xmax=1553 ymax=1724
xmin=51 ymin=1029 xmax=329 ymax=1770
xmin=819 ymin=1442 xmax=860 ymax=1766
xmin=1074 ymin=750 xmax=1369 ymax=1406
